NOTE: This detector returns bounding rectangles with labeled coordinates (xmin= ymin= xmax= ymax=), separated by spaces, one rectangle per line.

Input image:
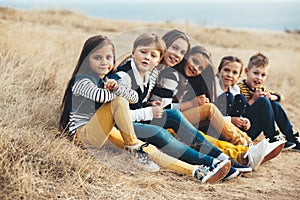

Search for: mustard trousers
xmin=75 ymin=96 xmax=196 ymax=176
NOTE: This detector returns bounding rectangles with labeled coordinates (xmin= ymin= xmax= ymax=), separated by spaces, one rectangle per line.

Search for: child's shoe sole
xmin=205 ymin=160 xmax=231 ymax=184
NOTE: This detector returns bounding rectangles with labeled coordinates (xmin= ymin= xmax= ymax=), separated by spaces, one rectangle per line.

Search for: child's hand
xmin=251 ymin=89 xmax=264 ymax=102
xmin=263 ymin=92 xmax=278 ymax=101
xmin=231 ymin=117 xmax=251 ymax=131
xmin=148 ymin=100 xmax=161 ymax=106
xmin=104 ymin=79 xmax=118 ymax=91
xmin=151 ymin=102 xmax=163 ymax=118
xmin=241 ymin=117 xmax=251 ymax=131
xmin=196 ymin=95 xmax=210 ymax=106
xmin=231 ymin=117 xmax=245 ymax=129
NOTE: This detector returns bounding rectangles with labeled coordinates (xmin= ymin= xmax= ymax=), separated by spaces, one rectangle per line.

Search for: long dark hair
xmin=58 ymin=35 xmax=115 ymax=133
xmin=191 ymin=45 xmax=216 ymax=101
xmin=161 ymin=29 xmax=191 ymax=67
xmin=161 ymin=30 xmax=191 ymax=100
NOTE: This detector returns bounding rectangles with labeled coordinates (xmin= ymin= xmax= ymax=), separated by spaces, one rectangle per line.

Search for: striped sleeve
xmin=72 ymin=78 xmax=116 ymax=103
xmin=238 ymin=82 xmax=253 ymax=101
xmin=148 ymin=67 xmax=160 ymax=95
xmin=115 ymin=80 xmax=139 ymax=104
xmin=115 ymin=71 xmax=139 ymax=104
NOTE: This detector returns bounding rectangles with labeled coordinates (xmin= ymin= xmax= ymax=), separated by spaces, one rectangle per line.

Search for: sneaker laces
xmin=243 ymin=143 xmax=254 ymax=165
xmin=126 ymin=142 xmax=152 ymax=165
xmin=194 ymin=165 xmax=211 ymax=181
xmin=274 ymin=134 xmax=287 ymax=142
xmin=198 ymin=165 xmax=211 ymax=174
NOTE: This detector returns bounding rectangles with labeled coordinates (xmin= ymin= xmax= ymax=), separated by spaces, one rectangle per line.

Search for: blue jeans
xmin=271 ymin=100 xmax=294 ymax=141
xmin=134 ymin=109 xmax=223 ymax=166
xmin=244 ymin=97 xmax=294 ymax=140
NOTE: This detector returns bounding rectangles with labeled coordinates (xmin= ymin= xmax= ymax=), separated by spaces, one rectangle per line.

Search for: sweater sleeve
xmin=114 ymin=73 xmax=139 ymax=104
xmin=72 ymin=78 xmax=116 ymax=103
xmin=130 ymin=107 xmax=153 ymax=122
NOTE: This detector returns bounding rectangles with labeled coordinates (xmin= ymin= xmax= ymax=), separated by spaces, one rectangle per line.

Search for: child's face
xmin=132 ymin=43 xmax=161 ymax=74
xmin=218 ymin=61 xmax=242 ymax=89
xmin=88 ymin=45 xmax=114 ymax=78
xmin=163 ymin=38 xmax=188 ymax=67
xmin=245 ymin=65 xmax=269 ymax=89
xmin=183 ymin=52 xmax=207 ymax=77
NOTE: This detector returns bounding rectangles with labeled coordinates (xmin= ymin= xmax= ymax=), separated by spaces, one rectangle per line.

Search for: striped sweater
xmin=68 ymin=73 xmax=138 ymax=136
xmin=238 ymin=79 xmax=283 ymax=102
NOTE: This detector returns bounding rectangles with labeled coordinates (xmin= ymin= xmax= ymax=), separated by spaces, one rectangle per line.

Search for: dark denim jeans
xmin=244 ymin=97 xmax=294 ymax=140
xmin=134 ymin=109 xmax=223 ymax=166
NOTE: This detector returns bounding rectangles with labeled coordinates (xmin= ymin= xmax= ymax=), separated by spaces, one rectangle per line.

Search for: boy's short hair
xmin=133 ymin=33 xmax=166 ymax=58
xmin=248 ymin=52 xmax=269 ymax=69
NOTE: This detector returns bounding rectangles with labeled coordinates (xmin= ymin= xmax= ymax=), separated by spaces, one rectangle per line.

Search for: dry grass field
xmin=0 ymin=7 xmax=299 ymax=200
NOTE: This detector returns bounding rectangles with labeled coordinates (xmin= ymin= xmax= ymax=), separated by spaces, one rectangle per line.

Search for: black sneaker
xmin=194 ymin=160 xmax=231 ymax=184
xmin=125 ymin=143 xmax=160 ymax=173
xmin=289 ymin=132 xmax=300 ymax=152
xmin=271 ymin=132 xmax=296 ymax=150
xmin=229 ymin=158 xmax=252 ymax=173
xmin=223 ymin=167 xmax=239 ymax=181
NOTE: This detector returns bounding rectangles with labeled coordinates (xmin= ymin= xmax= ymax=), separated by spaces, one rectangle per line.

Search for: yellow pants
xmin=75 ymin=97 xmax=196 ymax=176
xmin=167 ymin=128 xmax=249 ymax=165
xmin=108 ymin=128 xmax=195 ymax=176
xmin=200 ymin=131 xmax=249 ymax=164
xmin=182 ymin=103 xmax=252 ymax=146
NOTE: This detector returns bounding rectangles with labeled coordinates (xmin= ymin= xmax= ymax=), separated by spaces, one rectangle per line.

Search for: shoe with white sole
xmin=261 ymin=140 xmax=285 ymax=164
xmin=231 ymin=159 xmax=252 ymax=172
xmin=193 ymin=159 xmax=231 ymax=184
xmin=223 ymin=167 xmax=239 ymax=181
xmin=244 ymin=139 xmax=268 ymax=171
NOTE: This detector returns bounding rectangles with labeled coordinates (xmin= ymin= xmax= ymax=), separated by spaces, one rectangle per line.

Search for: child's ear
xmin=245 ymin=67 xmax=249 ymax=75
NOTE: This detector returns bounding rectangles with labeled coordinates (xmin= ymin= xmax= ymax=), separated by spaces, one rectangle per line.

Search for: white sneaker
xmin=193 ymin=160 xmax=231 ymax=184
xmin=125 ymin=143 xmax=160 ymax=173
xmin=261 ymin=140 xmax=285 ymax=164
xmin=243 ymin=139 xmax=268 ymax=171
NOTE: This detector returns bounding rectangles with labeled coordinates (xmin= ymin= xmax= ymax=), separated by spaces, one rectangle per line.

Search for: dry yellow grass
xmin=0 ymin=7 xmax=299 ymax=200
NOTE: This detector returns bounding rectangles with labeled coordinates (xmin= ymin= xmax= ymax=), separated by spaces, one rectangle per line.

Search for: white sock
xmin=124 ymin=143 xmax=140 ymax=150
xmin=212 ymin=158 xmax=221 ymax=165
xmin=217 ymin=153 xmax=229 ymax=161
xmin=192 ymin=166 xmax=198 ymax=176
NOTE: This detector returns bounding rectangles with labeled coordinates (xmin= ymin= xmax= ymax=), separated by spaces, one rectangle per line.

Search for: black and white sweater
xmin=68 ymin=72 xmax=138 ymax=136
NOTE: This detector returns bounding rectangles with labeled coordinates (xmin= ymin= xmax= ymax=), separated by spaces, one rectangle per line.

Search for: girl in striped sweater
xmin=58 ymin=35 xmax=160 ymax=172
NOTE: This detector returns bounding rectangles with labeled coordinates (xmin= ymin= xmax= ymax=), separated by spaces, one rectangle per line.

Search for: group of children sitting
xmin=58 ymin=29 xmax=299 ymax=184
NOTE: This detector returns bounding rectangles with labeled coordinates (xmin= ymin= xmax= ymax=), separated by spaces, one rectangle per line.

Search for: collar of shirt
xmin=130 ymin=59 xmax=149 ymax=92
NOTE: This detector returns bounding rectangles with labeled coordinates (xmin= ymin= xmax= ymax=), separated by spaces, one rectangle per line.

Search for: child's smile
xmin=245 ymin=65 xmax=269 ymax=90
